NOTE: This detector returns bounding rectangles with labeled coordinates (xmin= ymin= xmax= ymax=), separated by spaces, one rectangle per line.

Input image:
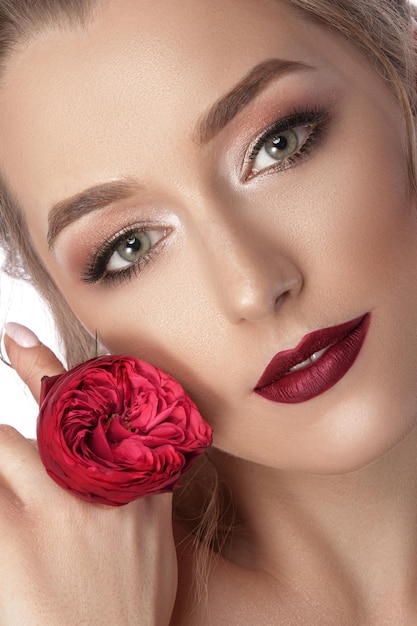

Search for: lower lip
xmin=255 ymin=314 xmax=371 ymax=404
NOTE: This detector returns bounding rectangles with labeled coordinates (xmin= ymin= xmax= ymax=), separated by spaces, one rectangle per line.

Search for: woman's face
xmin=0 ymin=0 xmax=416 ymax=473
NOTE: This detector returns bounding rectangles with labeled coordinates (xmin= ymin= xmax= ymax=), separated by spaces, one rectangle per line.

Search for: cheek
xmin=54 ymin=254 xmax=232 ymax=413
xmin=290 ymin=111 xmax=415 ymax=297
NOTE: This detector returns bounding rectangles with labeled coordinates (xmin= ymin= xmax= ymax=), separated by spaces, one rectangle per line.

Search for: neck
xmin=210 ymin=426 xmax=417 ymax=617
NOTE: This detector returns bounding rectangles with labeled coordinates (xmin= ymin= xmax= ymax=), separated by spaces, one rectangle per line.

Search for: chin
xmin=212 ymin=390 xmax=417 ymax=477
xmin=306 ymin=395 xmax=417 ymax=475
xmin=301 ymin=432 xmax=417 ymax=476
xmin=299 ymin=410 xmax=417 ymax=476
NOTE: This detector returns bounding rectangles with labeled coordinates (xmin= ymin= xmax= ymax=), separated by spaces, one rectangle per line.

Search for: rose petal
xmin=37 ymin=355 xmax=212 ymax=506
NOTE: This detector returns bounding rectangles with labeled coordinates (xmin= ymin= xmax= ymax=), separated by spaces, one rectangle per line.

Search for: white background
xmin=1 ymin=0 xmax=417 ymax=438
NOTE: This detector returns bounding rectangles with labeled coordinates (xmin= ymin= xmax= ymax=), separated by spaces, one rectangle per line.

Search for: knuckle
xmin=23 ymin=353 xmax=45 ymax=384
xmin=25 ymin=350 xmax=63 ymax=389
xmin=0 ymin=424 xmax=21 ymax=447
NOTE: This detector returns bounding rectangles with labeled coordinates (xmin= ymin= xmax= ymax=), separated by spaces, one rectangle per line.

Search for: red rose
xmin=37 ymin=355 xmax=212 ymax=506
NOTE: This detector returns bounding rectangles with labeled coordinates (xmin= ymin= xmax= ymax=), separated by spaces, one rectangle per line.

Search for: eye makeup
xmin=81 ymin=223 xmax=169 ymax=285
xmin=244 ymin=106 xmax=330 ymax=180
xmin=78 ymin=100 xmax=332 ymax=288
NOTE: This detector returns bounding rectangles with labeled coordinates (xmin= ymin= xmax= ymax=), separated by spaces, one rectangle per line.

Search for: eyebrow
xmin=47 ymin=178 xmax=143 ymax=249
xmin=48 ymin=59 xmax=310 ymax=249
xmin=195 ymin=58 xmax=311 ymax=144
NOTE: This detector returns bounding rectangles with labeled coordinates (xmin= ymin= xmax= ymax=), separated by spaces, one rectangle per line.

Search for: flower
xmin=37 ymin=355 xmax=212 ymax=506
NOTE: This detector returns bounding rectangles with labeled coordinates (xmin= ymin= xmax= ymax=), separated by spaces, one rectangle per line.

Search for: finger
xmin=3 ymin=322 xmax=65 ymax=404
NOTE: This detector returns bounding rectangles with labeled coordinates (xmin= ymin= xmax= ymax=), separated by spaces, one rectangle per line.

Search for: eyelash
xmin=81 ymin=107 xmax=330 ymax=286
xmin=81 ymin=225 xmax=166 ymax=286
xmin=245 ymin=106 xmax=329 ymax=179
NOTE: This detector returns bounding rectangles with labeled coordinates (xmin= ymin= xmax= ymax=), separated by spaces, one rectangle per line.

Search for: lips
xmin=255 ymin=313 xmax=371 ymax=404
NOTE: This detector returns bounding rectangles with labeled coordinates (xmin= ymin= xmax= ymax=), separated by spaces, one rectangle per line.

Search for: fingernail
xmin=4 ymin=322 xmax=41 ymax=348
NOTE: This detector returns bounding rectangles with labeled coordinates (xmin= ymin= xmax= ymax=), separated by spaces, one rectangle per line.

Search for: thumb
xmin=3 ymin=322 xmax=66 ymax=404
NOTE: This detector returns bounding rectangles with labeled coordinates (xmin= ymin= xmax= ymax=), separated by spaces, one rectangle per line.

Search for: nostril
xmin=274 ymin=274 xmax=303 ymax=308
xmin=273 ymin=291 xmax=288 ymax=312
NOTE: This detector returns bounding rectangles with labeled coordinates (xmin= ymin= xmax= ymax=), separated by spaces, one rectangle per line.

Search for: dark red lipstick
xmin=255 ymin=313 xmax=370 ymax=404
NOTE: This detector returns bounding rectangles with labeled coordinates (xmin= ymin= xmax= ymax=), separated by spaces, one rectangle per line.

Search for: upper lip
xmin=255 ymin=314 xmax=367 ymax=389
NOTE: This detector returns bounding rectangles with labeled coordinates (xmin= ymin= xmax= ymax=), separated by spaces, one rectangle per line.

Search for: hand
xmin=0 ymin=324 xmax=177 ymax=626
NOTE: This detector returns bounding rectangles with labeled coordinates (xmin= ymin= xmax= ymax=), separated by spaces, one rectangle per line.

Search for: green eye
xmin=106 ymin=229 xmax=164 ymax=271
xmin=264 ymin=129 xmax=299 ymax=160
xmin=251 ymin=124 xmax=310 ymax=175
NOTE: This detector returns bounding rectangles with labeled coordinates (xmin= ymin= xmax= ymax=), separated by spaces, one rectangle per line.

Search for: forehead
xmin=0 ymin=0 xmax=380 ymax=222
xmin=0 ymin=0 xmax=318 ymax=132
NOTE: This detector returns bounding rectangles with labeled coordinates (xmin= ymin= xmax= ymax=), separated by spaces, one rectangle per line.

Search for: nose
xmin=195 ymin=218 xmax=303 ymax=324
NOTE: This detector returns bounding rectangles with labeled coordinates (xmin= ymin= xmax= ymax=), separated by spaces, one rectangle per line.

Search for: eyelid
xmin=81 ymin=223 xmax=170 ymax=285
xmin=242 ymin=107 xmax=330 ymax=180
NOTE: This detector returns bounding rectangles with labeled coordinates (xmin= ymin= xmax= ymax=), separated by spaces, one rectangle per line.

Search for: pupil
xmin=272 ymin=135 xmax=288 ymax=150
xmin=126 ymin=236 xmax=141 ymax=251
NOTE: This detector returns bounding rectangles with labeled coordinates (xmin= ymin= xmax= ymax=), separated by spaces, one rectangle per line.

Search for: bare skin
xmin=1 ymin=0 xmax=417 ymax=623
